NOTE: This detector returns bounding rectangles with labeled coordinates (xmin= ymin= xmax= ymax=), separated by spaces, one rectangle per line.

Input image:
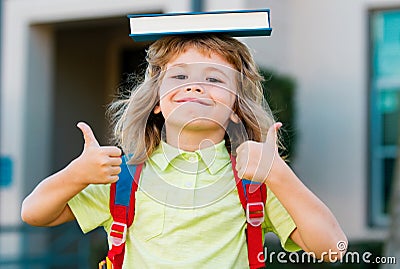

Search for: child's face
xmin=156 ymin=48 xmax=238 ymax=135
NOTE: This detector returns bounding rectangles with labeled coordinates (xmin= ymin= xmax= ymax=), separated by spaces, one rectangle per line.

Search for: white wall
xmin=287 ymin=0 xmax=370 ymax=239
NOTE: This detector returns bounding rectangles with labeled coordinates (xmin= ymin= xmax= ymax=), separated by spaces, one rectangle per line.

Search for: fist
xmin=235 ymin=122 xmax=282 ymax=184
xmin=71 ymin=122 xmax=122 ymax=184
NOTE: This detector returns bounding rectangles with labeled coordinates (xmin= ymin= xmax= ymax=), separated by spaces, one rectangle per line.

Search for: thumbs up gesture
xmin=70 ymin=122 xmax=122 ymax=185
xmin=235 ymin=122 xmax=283 ymax=184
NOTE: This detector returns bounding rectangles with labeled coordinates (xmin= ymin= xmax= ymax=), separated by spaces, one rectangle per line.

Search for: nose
xmin=185 ymin=84 xmax=204 ymax=93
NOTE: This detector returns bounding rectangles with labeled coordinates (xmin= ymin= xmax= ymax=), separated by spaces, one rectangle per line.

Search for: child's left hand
xmin=235 ymin=122 xmax=282 ymax=183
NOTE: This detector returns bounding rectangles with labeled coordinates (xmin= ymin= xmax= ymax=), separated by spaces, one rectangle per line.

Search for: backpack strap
xmin=107 ymin=156 xmax=143 ymax=269
xmin=231 ymin=156 xmax=267 ymax=269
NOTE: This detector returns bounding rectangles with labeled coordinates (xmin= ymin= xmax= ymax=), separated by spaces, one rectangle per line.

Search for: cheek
xmin=159 ymin=74 xmax=175 ymax=98
xmin=159 ymin=83 xmax=170 ymax=100
xmin=159 ymin=98 xmax=172 ymax=116
xmin=159 ymin=77 xmax=184 ymax=98
xmin=212 ymin=87 xmax=237 ymax=109
xmin=158 ymin=84 xmax=175 ymax=109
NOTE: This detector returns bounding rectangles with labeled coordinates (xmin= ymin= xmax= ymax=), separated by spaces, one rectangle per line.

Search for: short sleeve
xmin=264 ymin=187 xmax=301 ymax=252
xmin=68 ymin=184 xmax=112 ymax=234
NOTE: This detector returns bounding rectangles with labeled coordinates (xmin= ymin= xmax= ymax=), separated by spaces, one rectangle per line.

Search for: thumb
xmin=266 ymin=122 xmax=282 ymax=144
xmin=267 ymin=122 xmax=282 ymax=138
xmin=77 ymin=122 xmax=100 ymax=148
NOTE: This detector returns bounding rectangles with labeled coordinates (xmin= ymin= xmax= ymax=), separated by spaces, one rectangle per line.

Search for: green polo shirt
xmin=68 ymin=140 xmax=299 ymax=268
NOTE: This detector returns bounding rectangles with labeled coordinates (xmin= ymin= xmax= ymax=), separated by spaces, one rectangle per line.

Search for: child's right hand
xmin=71 ymin=122 xmax=122 ymax=185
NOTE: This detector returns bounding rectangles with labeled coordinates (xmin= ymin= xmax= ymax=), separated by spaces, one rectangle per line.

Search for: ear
xmin=230 ymin=112 xmax=240 ymax=123
xmin=153 ymin=105 xmax=161 ymax=114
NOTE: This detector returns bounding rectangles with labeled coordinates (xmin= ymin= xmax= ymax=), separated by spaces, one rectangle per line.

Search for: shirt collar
xmin=150 ymin=140 xmax=231 ymax=174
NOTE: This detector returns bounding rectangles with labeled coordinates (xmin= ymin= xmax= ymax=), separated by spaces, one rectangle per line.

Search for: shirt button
xmin=189 ymin=156 xmax=197 ymax=162
xmin=184 ymin=182 xmax=193 ymax=188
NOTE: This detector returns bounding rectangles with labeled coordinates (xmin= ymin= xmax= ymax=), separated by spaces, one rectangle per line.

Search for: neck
xmin=165 ymin=127 xmax=225 ymax=152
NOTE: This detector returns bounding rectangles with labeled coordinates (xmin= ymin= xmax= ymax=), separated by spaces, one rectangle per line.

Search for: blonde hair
xmin=108 ymin=34 xmax=275 ymax=164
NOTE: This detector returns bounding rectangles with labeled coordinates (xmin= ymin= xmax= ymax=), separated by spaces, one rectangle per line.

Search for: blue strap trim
xmin=241 ymin=179 xmax=261 ymax=199
xmin=115 ymin=156 xmax=136 ymax=206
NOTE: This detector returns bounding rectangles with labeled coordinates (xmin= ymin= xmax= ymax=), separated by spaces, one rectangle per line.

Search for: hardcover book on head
xmin=128 ymin=9 xmax=272 ymax=42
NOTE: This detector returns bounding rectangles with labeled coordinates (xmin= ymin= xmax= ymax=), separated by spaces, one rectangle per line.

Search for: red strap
xmin=231 ymin=156 xmax=247 ymax=209
xmin=246 ymin=183 xmax=267 ymax=269
xmin=107 ymin=163 xmax=143 ymax=269
xmin=231 ymin=156 xmax=267 ymax=269
xmin=128 ymin=164 xmax=142 ymax=226
xmin=111 ymin=224 xmax=126 ymax=233
xmin=108 ymin=244 xmax=125 ymax=269
xmin=108 ymin=192 xmax=127 ymax=269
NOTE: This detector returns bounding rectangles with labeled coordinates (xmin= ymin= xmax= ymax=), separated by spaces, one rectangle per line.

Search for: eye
xmin=172 ymin=74 xmax=188 ymax=80
xmin=206 ymin=77 xmax=224 ymax=83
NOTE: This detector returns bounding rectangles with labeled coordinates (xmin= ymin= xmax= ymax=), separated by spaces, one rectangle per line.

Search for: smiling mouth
xmin=175 ymin=98 xmax=212 ymax=106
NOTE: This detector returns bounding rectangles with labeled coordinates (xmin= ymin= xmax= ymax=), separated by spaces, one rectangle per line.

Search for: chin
xmin=172 ymin=118 xmax=224 ymax=132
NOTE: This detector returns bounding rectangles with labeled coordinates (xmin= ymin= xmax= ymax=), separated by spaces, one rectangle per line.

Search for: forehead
xmin=166 ymin=47 xmax=235 ymax=70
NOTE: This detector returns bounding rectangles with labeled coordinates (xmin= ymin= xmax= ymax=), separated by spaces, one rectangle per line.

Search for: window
xmin=369 ymin=8 xmax=400 ymax=226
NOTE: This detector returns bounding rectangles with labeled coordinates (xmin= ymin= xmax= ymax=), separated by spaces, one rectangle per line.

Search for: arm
xmin=21 ymin=122 xmax=122 ymax=227
xmin=266 ymin=157 xmax=347 ymax=261
xmin=21 ymin=165 xmax=86 ymax=226
xmin=236 ymin=123 xmax=347 ymax=261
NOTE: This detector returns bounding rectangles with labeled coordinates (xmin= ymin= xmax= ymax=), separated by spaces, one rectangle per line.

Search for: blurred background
xmin=1 ymin=0 xmax=400 ymax=268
